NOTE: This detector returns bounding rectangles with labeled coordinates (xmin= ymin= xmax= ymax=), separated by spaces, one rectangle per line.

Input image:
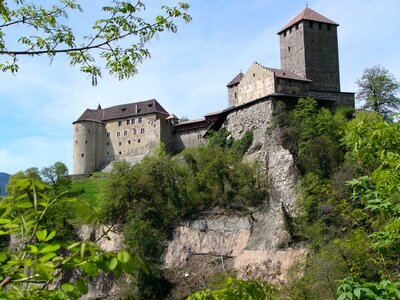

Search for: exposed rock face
xmin=165 ymin=99 xmax=303 ymax=282
xmin=77 ymin=225 xmax=123 ymax=300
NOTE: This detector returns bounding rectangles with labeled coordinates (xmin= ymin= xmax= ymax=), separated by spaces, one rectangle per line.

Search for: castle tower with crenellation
xmin=278 ymin=7 xmax=340 ymax=93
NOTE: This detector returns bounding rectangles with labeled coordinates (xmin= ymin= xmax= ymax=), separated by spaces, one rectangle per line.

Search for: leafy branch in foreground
xmin=0 ymin=1 xmax=191 ymax=84
xmin=0 ymin=177 xmax=144 ymax=299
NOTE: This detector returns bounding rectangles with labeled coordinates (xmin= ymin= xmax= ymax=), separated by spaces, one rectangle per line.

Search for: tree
xmin=40 ymin=161 xmax=71 ymax=193
xmin=356 ymin=65 xmax=400 ymax=119
xmin=0 ymin=1 xmax=191 ymax=85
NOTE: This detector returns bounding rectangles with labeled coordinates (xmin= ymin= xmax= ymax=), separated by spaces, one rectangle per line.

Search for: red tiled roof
xmin=73 ymin=99 xmax=169 ymax=124
xmin=226 ymin=72 xmax=244 ymax=87
xmin=166 ymin=114 xmax=178 ymax=120
xmin=278 ymin=7 xmax=338 ymax=34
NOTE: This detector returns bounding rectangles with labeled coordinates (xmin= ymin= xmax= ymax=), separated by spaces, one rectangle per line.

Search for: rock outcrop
xmin=164 ymin=99 xmax=304 ymax=284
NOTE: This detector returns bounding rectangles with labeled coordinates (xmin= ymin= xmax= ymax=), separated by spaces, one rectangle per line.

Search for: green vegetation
xmin=0 ymin=167 xmax=143 ymax=299
xmin=274 ymin=98 xmax=400 ymax=299
xmin=69 ymin=176 xmax=107 ymax=208
xmin=4 ymin=95 xmax=400 ymax=299
xmin=0 ymin=1 xmax=191 ymax=84
xmin=356 ymin=65 xmax=400 ymax=120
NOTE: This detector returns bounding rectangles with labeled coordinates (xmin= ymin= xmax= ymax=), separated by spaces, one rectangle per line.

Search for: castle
xmin=73 ymin=7 xmax=354 ymax=175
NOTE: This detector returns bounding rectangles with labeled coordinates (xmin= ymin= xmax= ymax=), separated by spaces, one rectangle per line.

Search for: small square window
xmin=107 ymin=152 xmax=109 ymax=155
xmin=132 ymin=118 xmax=135 ymax=124
xmin=116 ymin=132 xmax=121 ymax=137
xmin=128 ymin=140 xmax=131 ymax=144
xmin=124 ymin=130 xmax=128 ymax=136
xmin=138 ymin=139 xmax=141 ymax=143
xmin=118 ymin=121 xmax=122 ymax=126
xmin=132 ymin=129 xmax=137 ymax=135
xmin=127 ymin=119 xmax=130 ymax=125
xmin=107 ymin=142 xmax=110 ymax=146
xmin=138 ymin=117 xmax=142 ymax=123
xmin=119 ymin=142 xmax=122 ymax=146
xmin=81 ymin=153 xmax=84 ymax=157
xmin=140 ymin=128 xmax=144 ymax=134
xmin=119 ymin=151 xmax=122 ymax=155
xmin=288 ymin=46 xmax=291 ymax=52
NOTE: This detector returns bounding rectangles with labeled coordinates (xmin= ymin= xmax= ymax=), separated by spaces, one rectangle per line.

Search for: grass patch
xmin=70 ymin=176 xmax=108 ymax=208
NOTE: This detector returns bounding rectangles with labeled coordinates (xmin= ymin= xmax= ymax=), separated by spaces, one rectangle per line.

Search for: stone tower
xmin=278 ymin=7 xmax=340 ymax=93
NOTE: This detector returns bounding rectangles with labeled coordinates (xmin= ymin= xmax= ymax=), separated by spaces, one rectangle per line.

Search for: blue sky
xmin=0 ymin=0 xmax=399 ymax=174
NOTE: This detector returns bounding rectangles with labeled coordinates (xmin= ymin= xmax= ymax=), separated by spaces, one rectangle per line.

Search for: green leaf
xmin=81 ymin=262 xmax=98 ymax=276
xmin=16 ymin=200 xmax=33 ymax=208
xmin=45 ymin=230 xmax=56 ymax=241
xmin=39 ymin=243 xmax=60 ymax=253
xmin=106 ymin=257 xmax=118 ymax=270
xmin=25 ymin=245 xmax=38 ymax=254
xmin=76 ymin=278 xmax=88 ymax=295
xmin=39 ymin=252 xmax=57 ymax=263
xmin=117 ymin=250 xmax=130 ymax=264
xmin=0 ymin=219 xmax=11 ymax=225
xmin=36 ymin=229 xmax=47 ymax=241
xmin=61 ymin=283 xmax=75 ymax=292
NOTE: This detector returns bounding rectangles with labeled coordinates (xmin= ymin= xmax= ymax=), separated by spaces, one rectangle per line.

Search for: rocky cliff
xmin=80 ymin=99 xmax=304 ymax=298
xmin=163 ymin=99 xmax=305 ymax=295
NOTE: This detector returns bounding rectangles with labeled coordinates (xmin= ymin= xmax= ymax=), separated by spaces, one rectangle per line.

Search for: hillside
xmin=0 ymin=172 xmax=10 ymax=196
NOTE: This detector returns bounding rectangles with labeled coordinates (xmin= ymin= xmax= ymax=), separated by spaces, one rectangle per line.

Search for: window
xmin=107 ymin=152 xmax=109 ymax=155
xmin=117 ymin=132 xmax=121 ymax=137
xmin=283 ymin=31 xmax=286 ymax=37
xmin=327 ymin=24 xmax=331 ymax=31
xmin=128 ymin=140 xmax=131 ymax=144
xmin=119 ymin=142 xmax=122 ymax=146
xmin=107 ymin=142 xmax=110 ymax=146
xmin=132 ymin=118 xmax=135 ymax=124
xmin=124 ymin=130 xmax=128 ymax=136
xmin=85 ymin=140 xmax=88 ymax=144
xmin=138 ymin=117 xmax=142 ymax=123
xmin=296 ymin=24 xmax=299 ymax=30
xmin=127 ymin=119 xmax=130 ymax=125
xmin=81 ymin=153 xmax=84 ymax=157
xmin=318 ymin=22 xmax=322 ymax=29
xmin=119 ymin=151 xmax=122 ymax=155
xmin=309 ymin=21 xmax=313 ymax=28
xmin=132 ymin=128 xmax=137 ymax=135
xmin=118 ymin=121 xmax=122 ymax=126
xmin=140 ymin=128 xmax=144 ymax=134
xmin=289 ymin=28 xmax=292 ymax=34
xmin=288 ymin=46 xmax=291 ymax=52
xmin=234 ymin=92 xmax=237 ymax=99
xmin=106 ymin=132 xmax=110 ymax=137
xmin=253 ymin=73 xmax=255 ymax=77
xmin=138 ymin=139 xmax=141 ymax=143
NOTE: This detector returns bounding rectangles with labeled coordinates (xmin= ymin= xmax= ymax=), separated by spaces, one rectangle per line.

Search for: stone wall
xmin=233 ymin=63 xmax=275 ymax=106
xmin=280 ymin=20 xmax=340 ymax=93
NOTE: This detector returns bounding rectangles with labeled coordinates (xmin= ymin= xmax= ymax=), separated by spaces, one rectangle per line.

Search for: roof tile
xmin=278 ymin=7 xmax=338 ymax=34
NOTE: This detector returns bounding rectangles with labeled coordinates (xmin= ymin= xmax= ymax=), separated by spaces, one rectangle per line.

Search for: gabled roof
xmin=73 ymin=99 xmax=169 ymax=124
xmin=267 ymin=67 xmax=311 ymax=82
xmin=227 ymin=72 xmax=244 ymax=87
xmin=278 ymin=7 xmax=338 ymax=34
xmin=253 ymin=62 xmax=311 ymax=82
